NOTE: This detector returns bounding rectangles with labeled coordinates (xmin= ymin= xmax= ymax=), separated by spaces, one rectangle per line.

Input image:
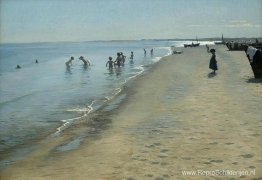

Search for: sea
xmin=0 ymin=40 xmax=214 ymax=168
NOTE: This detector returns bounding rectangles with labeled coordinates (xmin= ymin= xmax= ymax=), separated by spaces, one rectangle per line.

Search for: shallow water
xmin=0 ymin=40 xmax=214 ymax=164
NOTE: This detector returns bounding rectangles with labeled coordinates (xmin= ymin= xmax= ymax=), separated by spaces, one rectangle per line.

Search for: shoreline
xmin=0 ymin=47 xmax=173 ymax=170
xmin=0 ymin=42 xmax=174 ymax=170
xmin=1 ymin=45 xmax=261 ymax=179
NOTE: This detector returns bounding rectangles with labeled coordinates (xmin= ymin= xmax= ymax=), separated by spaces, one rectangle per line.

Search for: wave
xmin=54 ymin=101 xmax=94 ymax=135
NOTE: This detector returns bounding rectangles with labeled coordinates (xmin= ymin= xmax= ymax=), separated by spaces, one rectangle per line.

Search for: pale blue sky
xmin=0 ymin=0 xmax=261 ymax=43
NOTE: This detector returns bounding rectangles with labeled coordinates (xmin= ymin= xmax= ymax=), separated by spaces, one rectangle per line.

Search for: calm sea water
xmin=0 ymin=40 xmax=214 ymax=163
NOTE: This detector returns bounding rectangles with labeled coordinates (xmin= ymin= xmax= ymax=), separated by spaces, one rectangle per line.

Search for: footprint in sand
xmin=158 ymin=153 xmax=168 ymax=158
xmin=154 ymin=142 xmax=161 ymax=146
xmin=240 ymin=154 xmax=254 ymax=158
xmin=139 ymin=158 xmax=147 ymax=161
xmin=225 ymin=142 xmax=234 ymax=145
xmin=146 ymin=174 xmax=154 ymax=177
xmin=161 ymin=162 xmax=168 ymax=166
xmin=151 ymin=161 xmax=160 ymax=164
xmin=204 ymin=162 xmax=212 ymax=165
xmin=182 ymin=157 xmax=192 ymax=160
xmin=210 ymin=159 xmax=223 ymax=163
xmin=248 ymin=165 xmax=256 ymax=169
xmin=126 ymin=177 xmax=135 ymax=180
xmin=160 ymin=149 xmax=169 ymax=153
xmin=209 ymin=142 xmax=218 ymax=145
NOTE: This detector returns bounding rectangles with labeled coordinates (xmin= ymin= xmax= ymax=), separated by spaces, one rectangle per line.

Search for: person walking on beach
xmin=65 ymin=56 xmax=74 ymax=66
xmin=79 ymin=56 xmax=91 ymax=66
xmin=209 ymin=49 xmax=218 ymax=74
xmin=106 ymin=57 xmax=114 ymax=69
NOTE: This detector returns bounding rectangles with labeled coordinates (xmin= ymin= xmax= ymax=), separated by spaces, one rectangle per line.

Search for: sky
xmin=0 ymin=0 xmax=261 ymax=43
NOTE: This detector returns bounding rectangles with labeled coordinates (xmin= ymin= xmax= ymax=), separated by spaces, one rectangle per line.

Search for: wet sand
xmin=1 ymin=45 xmax=262 ymax=179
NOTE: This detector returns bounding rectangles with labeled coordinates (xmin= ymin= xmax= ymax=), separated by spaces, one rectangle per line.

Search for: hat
xmin=210 ymin=49 xmax=216 ymax=53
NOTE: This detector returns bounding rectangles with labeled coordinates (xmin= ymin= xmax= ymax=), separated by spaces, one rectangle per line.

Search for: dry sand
xmin=1 ymin=45 xmax=261 ymax=180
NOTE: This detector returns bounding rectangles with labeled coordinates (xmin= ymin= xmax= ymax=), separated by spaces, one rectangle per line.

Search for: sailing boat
xmin=215 ymin=34 xmax=225 ymax=45
xmin=184 ymin=36 xmax=200 ymax=48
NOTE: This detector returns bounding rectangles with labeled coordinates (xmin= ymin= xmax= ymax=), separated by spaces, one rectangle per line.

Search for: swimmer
xmin=16 ymin=65 xmax=21 ymax=69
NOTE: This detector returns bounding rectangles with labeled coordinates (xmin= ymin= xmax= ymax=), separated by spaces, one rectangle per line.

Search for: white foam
xmin=128 ymin=65 xmax=145 ymax=80
xmin=54 ymin=101 xmax=94 ymax=135
xmin=66 ymin=107 xmax=92 ymax=112
xmin=157 ymin=47 xmax=172 ymax=56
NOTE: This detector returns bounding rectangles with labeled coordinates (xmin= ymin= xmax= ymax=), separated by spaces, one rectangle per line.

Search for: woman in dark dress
xmin=209 ymin=49 xmax=217 ymax=74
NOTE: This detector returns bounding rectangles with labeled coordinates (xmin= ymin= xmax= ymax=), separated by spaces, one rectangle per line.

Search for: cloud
xmin=225 ymin=20 xmax=262 ymax=28
xmin=186 ymin=21 xmax=262 ymax=29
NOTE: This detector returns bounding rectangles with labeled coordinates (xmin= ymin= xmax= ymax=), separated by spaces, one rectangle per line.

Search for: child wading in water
xmin=114 ymin=53 xmax=122 ymax=67
xmin=106 ymin=57 xmax=114 ymax=69
xmin=130 ymin=51 xmax=134 ymax=60
xmin=65 ymin=56 xmax=74 ymax=66
xmin=79 ymin=56 xmax=91 ymax=66
xmin=209 ymin=49 xmax=218 ymax=74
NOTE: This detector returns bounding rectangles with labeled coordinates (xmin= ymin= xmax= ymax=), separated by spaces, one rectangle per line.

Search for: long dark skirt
xmin=209 ymin=56 xmax=218 ymax=70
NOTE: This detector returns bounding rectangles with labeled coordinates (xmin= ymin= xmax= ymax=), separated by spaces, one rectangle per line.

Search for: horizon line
xmin=1 ymin=36 xmax=261 ymax=45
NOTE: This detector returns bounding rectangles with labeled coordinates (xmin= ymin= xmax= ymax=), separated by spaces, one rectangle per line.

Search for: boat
xmin=184 ymin=43 xmax=200 ymax=48
xmin=184 ymin=36 xmax=200 ymax=48
xmin=245 ymin=46 xmax=262 ymax=78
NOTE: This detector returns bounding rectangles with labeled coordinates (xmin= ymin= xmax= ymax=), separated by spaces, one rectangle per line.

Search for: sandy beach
xmin=1 ymin=45 xmax=261 ymax=180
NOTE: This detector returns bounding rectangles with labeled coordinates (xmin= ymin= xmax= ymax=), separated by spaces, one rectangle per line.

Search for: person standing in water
xmin=130 ymin=51 xmax=134 ymax=60
xmin=65 ymin=56 xmax=74 ymax=66
xmin=209 ymin=49 xmax=218 ymax=74
xmin=114 ymin=53 xmax=122 ymax=67
xmin=79 ymin=56 xmax=91 ymax=66
xmin=106 ymin=57 xmax=114 ymax=69
xmin=144 ymin=49 xmax=146 ymax=56
xmin=120 ymin=52 xmax=126 ymax=64
xmin=150 ymin=48 xmax=153 ymax=56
